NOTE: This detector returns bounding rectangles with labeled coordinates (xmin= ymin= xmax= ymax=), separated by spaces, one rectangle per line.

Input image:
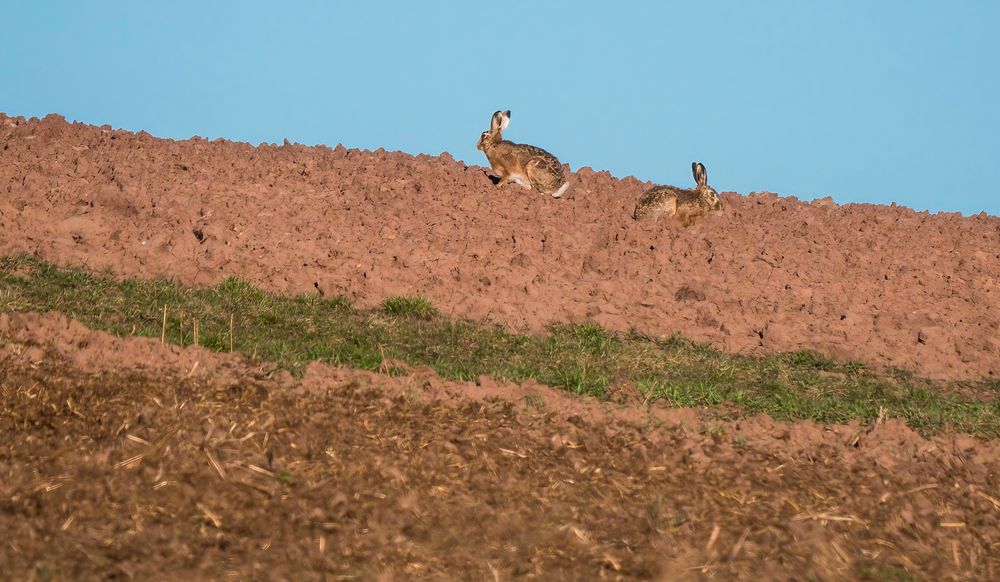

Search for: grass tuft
xmin=381 ymin=295 xmax=437 ymax=319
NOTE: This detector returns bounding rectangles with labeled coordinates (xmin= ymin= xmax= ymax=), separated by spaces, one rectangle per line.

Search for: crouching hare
xmin=633 ymin=162 xmax=721 ymax=226
xmin=476 ymin=110 xmax=569 ymax=198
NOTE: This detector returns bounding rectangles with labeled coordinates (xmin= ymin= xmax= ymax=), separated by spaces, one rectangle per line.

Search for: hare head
xmin=476 ymin=110 xmax=510 ymax=151
xmin=692 ymin=162 xmax=721 ymax=210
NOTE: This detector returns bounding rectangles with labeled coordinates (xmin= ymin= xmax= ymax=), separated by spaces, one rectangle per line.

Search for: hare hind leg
xmin=526 ymin=160 xmax=562 ymax=196
xmin=507 ymin=173 xmax=533 ymax=189
xmin=679 ymin=208 xmax=705 ymax=227
xmin=658 ymin=197 xmax=679 ymax=222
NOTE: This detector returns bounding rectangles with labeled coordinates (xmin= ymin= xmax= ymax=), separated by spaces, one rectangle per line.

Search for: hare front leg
xmin=485 ymin=164 xmax=509 ymax=186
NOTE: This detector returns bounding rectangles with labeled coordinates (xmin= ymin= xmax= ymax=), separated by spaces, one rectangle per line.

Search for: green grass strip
xmin=2 ymin=255 xmax=998 ymax=436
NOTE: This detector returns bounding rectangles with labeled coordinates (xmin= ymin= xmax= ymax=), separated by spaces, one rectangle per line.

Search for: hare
xmin=633 ymin=162 xmax=722 ymax=226
xmin=476 ymin=110 xmax=569 ymax=198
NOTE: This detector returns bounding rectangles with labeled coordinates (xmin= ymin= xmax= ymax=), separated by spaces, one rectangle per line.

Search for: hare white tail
xmin=551 ymin=181 xmax=570 ymax=198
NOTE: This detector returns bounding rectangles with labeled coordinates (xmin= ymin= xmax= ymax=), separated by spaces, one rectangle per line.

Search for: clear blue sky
xmin=3 ymin=1 xmax=998 ymax=215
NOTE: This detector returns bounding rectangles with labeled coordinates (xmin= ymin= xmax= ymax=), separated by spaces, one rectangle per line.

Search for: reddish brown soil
xmin=2 ymin=311 xmax=1000 ymax=580
xmin=2 ymin=113 xmax=999 ymax=379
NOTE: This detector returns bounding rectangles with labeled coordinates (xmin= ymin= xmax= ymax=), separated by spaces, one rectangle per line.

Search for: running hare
xmin=476 ymin=110 xmax=569 ymax=198
xmin=633 ymin=162 xmax=721 ymax=226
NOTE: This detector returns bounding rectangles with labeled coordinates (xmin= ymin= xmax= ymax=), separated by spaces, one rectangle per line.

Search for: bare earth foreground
xmin=1 ymin=113 xmax=999 ymax=379
xmin=2 ymin=312 xmax=1000 ymax=580
xmin=2 ymin=114 xmax=1000 ymax=579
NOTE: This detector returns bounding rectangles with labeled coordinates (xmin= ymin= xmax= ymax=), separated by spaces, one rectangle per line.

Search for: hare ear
xmin=490 ymin=111 xmax=504 ymax=132
xmin=692 ymin=162 xmax=707 ymax=186
xmin=499 ymin=110 xmax=511 ymax=131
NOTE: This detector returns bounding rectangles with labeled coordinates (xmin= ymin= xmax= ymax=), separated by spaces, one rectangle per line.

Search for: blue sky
xmin=2 ymin=1 xmax=998 ymax=215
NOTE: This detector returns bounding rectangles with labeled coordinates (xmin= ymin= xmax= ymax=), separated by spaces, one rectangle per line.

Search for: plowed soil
xmin=2 ymin=113 xmax=999 ymax=379
xmin=2 ymin=312 xmax=1000 ymax=580
xmin=3 ymin=112 xmax=1000 ymax=580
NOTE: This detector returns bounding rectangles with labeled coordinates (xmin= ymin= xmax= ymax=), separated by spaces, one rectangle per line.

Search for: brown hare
xmin=633 ymin=162 xmax=721 ymax=226
xmin=476 ymin=110 xmax=569 ymax=198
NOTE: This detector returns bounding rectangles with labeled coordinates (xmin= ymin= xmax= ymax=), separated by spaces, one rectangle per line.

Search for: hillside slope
xmin=2 ymin=113 xmax=998 ymax=378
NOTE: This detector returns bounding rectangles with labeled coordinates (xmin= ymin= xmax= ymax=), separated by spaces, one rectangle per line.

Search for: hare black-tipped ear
xmin=499 ymin=110 xmax=511 ymax=131
xmin=692 ymin=162 xmax=707 ymax=186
